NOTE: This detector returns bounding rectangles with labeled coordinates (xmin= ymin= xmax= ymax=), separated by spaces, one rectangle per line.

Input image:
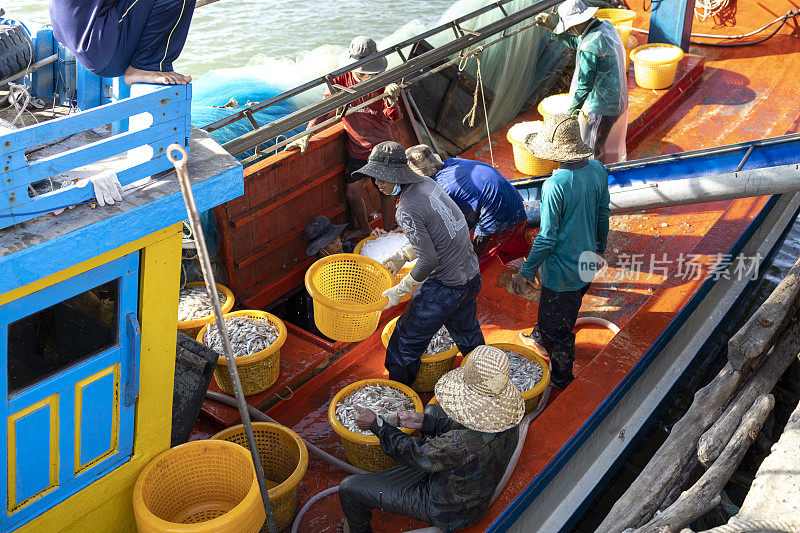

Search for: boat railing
xmin=0 ymin=83 xmax=191 ymax=229
xmin=209 ymin=0 xmax=560 ymax=161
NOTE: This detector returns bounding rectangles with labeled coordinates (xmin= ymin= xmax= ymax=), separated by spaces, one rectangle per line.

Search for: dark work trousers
xmin=531 ymin=283 xmax=591 ymax=389
xmin=386 ymin=275 xmax=485 ymax=386
xmin=594 ymin=113 xmax=621 ymax=164
xmin=338 ymin=405 xmax=443 ymax=532
xmin=51 ymin=0 xmax=196 ymax=78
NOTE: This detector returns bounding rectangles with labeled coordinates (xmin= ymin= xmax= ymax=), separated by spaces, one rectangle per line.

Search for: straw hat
xmin=349 ymin=36 xmax=388 ymax=75
xmin=353 ymin=141 xmax=425 ymax=184
xmin=406 ymin=144 xmax=444 ymax=177
xmin=525 ymin=113 xmax=594 ymax=163
xmin=554 ymin=0 xmax=599 ymax=34
xmin=434 ymin=345 xmax=525 ymax=432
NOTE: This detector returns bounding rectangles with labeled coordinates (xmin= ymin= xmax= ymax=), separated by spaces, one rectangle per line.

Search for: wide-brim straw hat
xmin=354 ymin=141 xmax=425 ymax=185
xmin=525 ymin=113 xmax=594 ymax=163
xmin=434 ymin=345 xmax=525 ymax=432
xmin=554 ymin=0 xmax=599 ymax=34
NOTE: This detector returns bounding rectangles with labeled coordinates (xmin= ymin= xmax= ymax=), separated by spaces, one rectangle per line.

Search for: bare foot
xmin=124 ymin=66 xmax=192 ymax=85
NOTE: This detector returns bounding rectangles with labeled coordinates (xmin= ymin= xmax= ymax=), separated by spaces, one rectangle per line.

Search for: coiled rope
xmin=699 ymin=519 xmax=800 ymax=533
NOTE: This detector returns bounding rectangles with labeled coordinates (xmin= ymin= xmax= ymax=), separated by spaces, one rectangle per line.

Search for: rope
xmin=694 ymin=0 xmax=729 ymax=22
xmin=699 ymin=519 xmax=800 ymax=532
xmin=459 ymin=48 xmax=495 ymax=168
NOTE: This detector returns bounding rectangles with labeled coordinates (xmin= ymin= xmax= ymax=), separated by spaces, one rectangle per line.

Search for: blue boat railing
xmin=0 ymin=83 xmax=191 ymax=229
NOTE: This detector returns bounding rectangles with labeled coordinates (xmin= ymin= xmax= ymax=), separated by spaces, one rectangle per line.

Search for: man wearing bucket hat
xmin=287 ymin=36 xmax=403 ymax=241
xmin=304 ymin=215 xmax=355 ymax=258
xmin=511 ymin=114 xmax=610 ymax=390
xmin=405 ymin=144 xmax=530 ymax=272
xmin=535 ymin=0 xmax=628 ymax=163
xmin=338 ymin=345 xmax=523 ymax=533
xmin=354 ymin=141 xmax=485 ymax=387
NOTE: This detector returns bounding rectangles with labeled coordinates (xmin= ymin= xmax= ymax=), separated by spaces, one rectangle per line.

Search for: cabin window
xmin=7 ymin=280 xmax=119 ymax=395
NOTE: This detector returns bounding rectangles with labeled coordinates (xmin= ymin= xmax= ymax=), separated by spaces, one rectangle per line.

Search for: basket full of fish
xmin=488 ymin=343 xmax=550 ymax=413
xmin=381 ymin=317 xmax=459 ymax=393
xmin=328 ymin=379 xmax=423 ymax=472
xmin=177 ymin=282 xmax=235 ymax=338
xmin=354 ymin=232 xmax=418 ymax=303
xmin=197 ymin=310 xmax=287 ymax=396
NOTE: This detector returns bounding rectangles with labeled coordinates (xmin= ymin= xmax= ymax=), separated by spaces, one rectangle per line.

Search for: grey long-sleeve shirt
xmin=396 ymin=177 xmax=479 ymax=286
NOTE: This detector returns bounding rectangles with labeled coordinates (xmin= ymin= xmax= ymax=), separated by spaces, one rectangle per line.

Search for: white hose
xmin=290 ymin=487 xmax=340 ymax=533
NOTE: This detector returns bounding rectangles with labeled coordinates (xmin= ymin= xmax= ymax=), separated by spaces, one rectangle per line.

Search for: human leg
xmin=339 ymin=466 xmax=432 ymax=533
xmin=443 ymin=274 xmax=485 ymax=356
xmin=344 ymin=157 xmax=370 ymax=240
xmin=593 ymin=114 xmax=619 ymax=164
xmin=534 ymin=283 xmax=590 ymax=388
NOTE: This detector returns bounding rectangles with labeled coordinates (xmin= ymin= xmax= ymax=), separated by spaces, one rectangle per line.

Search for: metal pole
xmin=167 ymin=144 xmax=278 ymax=533
xmin=404 ymin=90 xmax=442 ymax=156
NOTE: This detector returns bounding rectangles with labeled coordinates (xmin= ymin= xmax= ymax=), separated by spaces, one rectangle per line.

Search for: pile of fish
xmin=502 ymin=349 xmax=544 ymax=392
xmin=178 ymin=285 xmax=226 ymax=321
xmin=204 ymin=316 xmax=279 ymax=357
xmin=335 ymin=384 xmax=415 ymax=435
xmin=360 ymin=233 xmax=411 ymax=264
xmin=426 ymin=326 xmax=455 ymax=355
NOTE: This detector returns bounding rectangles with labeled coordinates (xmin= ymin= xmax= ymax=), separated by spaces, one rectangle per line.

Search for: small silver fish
xmin=335 ymin=384 xmax=414 ymax=435
xmin=425 ymin=326 xmax=455 ymax=354
xmin=178 ymin=285 xmax=227 ymax=321
xmin=501 ymin=349 xmax=544 ymax=392
xmin=205 ymin=316 xmax=279 ymax=357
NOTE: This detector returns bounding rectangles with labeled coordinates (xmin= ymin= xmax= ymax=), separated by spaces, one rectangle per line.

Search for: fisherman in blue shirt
xmin=511 ymin=114 xmax=610 ymax=389
xmin=50 ymin=0 xmax=195 ymax=85
xmin=405 ymin=144 xmax=530 ymax=272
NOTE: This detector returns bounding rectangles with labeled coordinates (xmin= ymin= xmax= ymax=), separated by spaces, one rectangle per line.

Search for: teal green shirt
xmin=519 ymin=159 xmax=610 ymax=292
xmin=554 ymin=19 xmax=627 ymax=116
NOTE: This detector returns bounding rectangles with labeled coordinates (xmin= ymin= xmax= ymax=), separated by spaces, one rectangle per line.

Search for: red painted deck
xmin=200 ymin=2 xmax=800 ymax=531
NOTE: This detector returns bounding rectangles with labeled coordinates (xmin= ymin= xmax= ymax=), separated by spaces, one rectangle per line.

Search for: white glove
xmin=384 ymin=83 xmax=402 ymax=107
xmin=76 ymin=169 xmax=123 ymax=207
xmin=382 ymin=244 xmax=417 ymax=275
xmin=382 ymin=273 xmax=422 ymax=310
xmin=285 ymin=134 xmax=310 ymax=154
xmin=534 ymin=12 xmax=558 ymax=31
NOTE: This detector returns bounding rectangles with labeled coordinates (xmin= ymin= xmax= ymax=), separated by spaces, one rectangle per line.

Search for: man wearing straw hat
xmin=511 ymin=114 xmax=610 ymax=390
xmin=353 ymin=141 xmax=485 ymax=387
xmin=535 ymin=0 xmax=628 ymax=163
xmin=405 ymin=144 xmax=531 ymax=273
xmin=338 ymin=345 xmax=523 ymax=533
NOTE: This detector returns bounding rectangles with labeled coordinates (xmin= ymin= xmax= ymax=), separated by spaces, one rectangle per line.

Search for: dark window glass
xmin=8 ymin=280 xmax=119 ymax=394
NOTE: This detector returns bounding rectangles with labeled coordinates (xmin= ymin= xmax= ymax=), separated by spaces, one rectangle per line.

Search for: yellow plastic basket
xmin=488 ymin=343 xmax=550 ymax=413
xmin=177 ymin=282 xmax=235 ymax=339
xmin=596 ymin=8 xmax=636 ymax=44
xmin=506 ymin=129 xmax=559 ymax=177
xmin=329 ymin=379 xmax=423 ymax=471
xmin=354 ymin=235 xmax=416 ymax=303
xmin=305 ymin=253 xmax=394 ymax=342
xmin=624 ymin=34 xmax=639 ymax=72
xmin=132 ymin=440 xmax=265 ymax=533
xmin=197 ymin=310 xmax=287 ymax=396
xmin=536 ymin=92 xmax=572 ymax=121
xmin=380 ymin=317 xmax=458 ymax=393
xmin=630 ymin=43 xmax=685 ymax=90
xmin=212 ymin=422 xmax=308 ymax=533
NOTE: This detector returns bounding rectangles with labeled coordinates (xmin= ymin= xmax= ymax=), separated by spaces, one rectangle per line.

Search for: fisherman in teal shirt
xmin=535 ymin=0 xmax=628 ymax=163
xmin=511 ymin=114 xmax=610 ymax=389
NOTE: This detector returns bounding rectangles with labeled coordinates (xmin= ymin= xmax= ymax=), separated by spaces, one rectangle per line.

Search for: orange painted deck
xmin=201 ymin=2 xmax=800 ymax=531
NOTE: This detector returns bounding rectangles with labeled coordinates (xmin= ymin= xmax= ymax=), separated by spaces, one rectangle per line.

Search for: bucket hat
xmin=525 ymin=113 xmax=594 ymax=163
xmin=349 ymin=36 xmax=388 ymax=75
xmin=305 ymin=215 xmax=346 ymax=256
xmin=434 ymin=345 xmax=525 ymax=432
xmin=353 ymin=141 xmax=425 ymax=185
xmin=554 ymin=0 xmax=599 ymax=34
xmin=406 ymin=145 xmax=444 ymax=177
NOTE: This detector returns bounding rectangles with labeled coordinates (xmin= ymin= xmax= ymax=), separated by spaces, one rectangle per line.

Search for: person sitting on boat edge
xmin=355 ymin=141 xmax=485 ymax=386
xmin=287 ymin=36 xmax=403 ymax=241
xmin=50 ymin=0 xmax=195 ymax=85
xmin=511 ymin=114 xmax=610 ymax=389
xmin=405 ymin=144 xmax=531 ymax=273
xmin=535 ymin=0 xmax=628 ymax=163
xmin=338 ymin=345 xmax=523 ymax=533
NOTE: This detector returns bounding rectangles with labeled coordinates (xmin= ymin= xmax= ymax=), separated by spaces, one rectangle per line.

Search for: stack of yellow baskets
xmin=329 ymin=379 xmax=423 ymax=471
xmin=197 ymin=310 xmax=287 ymax=396
xmin=596 ymin=8 xmax=636 ymax=43
xmin=381 ymin=317 xmax=459 ymax=392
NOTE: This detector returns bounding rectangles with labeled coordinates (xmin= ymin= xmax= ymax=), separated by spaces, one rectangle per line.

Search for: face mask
xmin=392 ymin=184 xmax=402 ymax=196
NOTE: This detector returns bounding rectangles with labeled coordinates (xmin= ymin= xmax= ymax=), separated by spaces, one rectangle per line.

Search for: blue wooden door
xmin=0 ymin=252 xmax=140 ymax=529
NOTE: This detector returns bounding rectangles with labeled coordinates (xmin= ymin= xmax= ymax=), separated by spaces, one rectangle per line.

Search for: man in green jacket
xmin=511 ymin=114 xmax=610 ymax=389
xmin=535 ymin=0 xmax=628 ymax=163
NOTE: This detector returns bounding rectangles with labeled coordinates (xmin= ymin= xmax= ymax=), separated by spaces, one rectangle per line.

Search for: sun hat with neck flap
xmin=525 ymin=113 xmax=594 ymax=163
xmin=434 ymin=345 xmax=525 ymax=432
xmin=349 ymin=36 xmax=388 ymax=75
xmin=553 ymin=0 xmax=599 ymax=34
xmin=353 ymin=141 xmax=425 ymax=185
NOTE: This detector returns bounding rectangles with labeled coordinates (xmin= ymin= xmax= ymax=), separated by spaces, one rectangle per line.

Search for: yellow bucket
xmin=197 ymin=310 xmax=287 ymax=396
xmin=381 ymin=317 xmax=459 ymax=393
xmin=630 ymin=43 xmax=685 ymax=90
xmin=596 ymin=8 xmax=636 ymax=44
xmin=177 ymin=282 xmax=235 ymax=339
xmin=305 ymin=253 xmax=394 ymax=342
xmin=354 ymin=234 xmax=416 ymax=303
xmin=537 ymin=92 xmax=572 ymax=121
xmin=506 ymin=128 xmax=558 ymax=176
xmin=329 ymin=379 xmax=423 ymax=471
xmin=132 ymin=440 xmax=265 ymax=533
xmin=624 ymin=34 xmax=639 ymax=72
xmin=212 ymin=422 xmax=308 ymax=533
